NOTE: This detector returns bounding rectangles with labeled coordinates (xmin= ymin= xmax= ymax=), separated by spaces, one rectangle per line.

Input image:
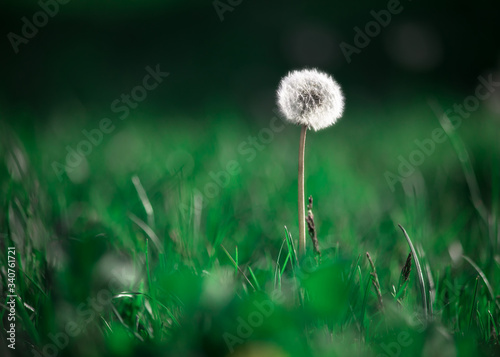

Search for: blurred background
xmin=1 ymin=0 xmax=500 ymax=124
xmin=1 ymin=1 xmax=500 ymax=356
xmin=1 ymin=0 xmax=499 ymax=249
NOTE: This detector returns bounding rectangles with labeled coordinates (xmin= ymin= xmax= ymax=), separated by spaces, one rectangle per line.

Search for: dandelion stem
xmin=298 ymin=125 xmax=307 ymax=257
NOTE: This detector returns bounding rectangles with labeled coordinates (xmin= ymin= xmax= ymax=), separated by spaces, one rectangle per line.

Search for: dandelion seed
xmin=277 ymin=68 xmax=344 ymax=131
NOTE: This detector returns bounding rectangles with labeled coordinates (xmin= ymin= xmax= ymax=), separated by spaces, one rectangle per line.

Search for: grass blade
xmin=284 ymin=226 xmax=299 ymax=268
xmin=468 ymin=276 xmax=479 ymax=331
xmin=220 ymin=244 xmax=256 ymax=291
xmin=128 ymin=213 xmax=164 ymax=254
xmin=247 ymin=266 xmax=261 ymax=291
xmin=462 ymin=255 xmax=500 ymax=311
xmin=132 ymin=175 xmax=155 ymax=229
xmin=398 ymin=224 xmax=428 ymax=319
xmin=428 ymin=99 xmax=489 ymax=224
xmin=366 ymin=252 xmax=384 ymax=311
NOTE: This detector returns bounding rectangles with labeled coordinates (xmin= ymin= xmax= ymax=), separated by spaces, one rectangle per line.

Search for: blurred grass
xmin=1 ymin=98 xmax=500 ymax=356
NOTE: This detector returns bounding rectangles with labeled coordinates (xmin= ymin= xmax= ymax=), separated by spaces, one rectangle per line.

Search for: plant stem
xmin=298 ymin=125 xmax=307 ymax=257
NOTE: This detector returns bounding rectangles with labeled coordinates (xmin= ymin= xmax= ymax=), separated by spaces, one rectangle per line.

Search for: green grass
xmin=1 ymin=99 xmax=500 ymax=356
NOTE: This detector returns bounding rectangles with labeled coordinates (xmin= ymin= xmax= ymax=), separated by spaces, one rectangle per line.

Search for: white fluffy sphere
xmin=277 ymin=68 xmax=344 ymax=131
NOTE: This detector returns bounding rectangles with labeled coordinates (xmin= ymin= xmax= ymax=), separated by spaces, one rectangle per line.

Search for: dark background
xmin=1 ymin=2 xmax=500 ymax=356
xmin=1 ymin=0 xmax=500 ymax=128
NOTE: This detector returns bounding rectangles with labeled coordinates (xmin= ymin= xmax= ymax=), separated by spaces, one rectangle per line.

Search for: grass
xmin=1 ymin=98 xmax=500 ymax=356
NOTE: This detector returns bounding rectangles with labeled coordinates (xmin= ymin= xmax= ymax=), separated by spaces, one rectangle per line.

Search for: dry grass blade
xmin=401 ymin=252 xmax=412 ymax=283
xmin=306 ymin=196 xmax=321 ymax=257
xmin=398 ymin=224 xmax=428 ymax=319
xmin=366 ymin=252 xmax=384 ymax=311
xmin=397 ymin=252 xmax=412 ymax=303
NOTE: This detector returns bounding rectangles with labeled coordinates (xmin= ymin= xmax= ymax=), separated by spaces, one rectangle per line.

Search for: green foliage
xmin=1 ymin=104 xmax=500 ymax=356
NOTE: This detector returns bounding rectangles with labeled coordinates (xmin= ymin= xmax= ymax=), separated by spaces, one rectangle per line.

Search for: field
xmin=1 ymin=87 xmax=500 ymax=356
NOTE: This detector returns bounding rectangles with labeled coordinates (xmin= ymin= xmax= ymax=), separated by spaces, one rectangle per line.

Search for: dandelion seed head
xmin=277 ymin=68 xmax=344 ymax=131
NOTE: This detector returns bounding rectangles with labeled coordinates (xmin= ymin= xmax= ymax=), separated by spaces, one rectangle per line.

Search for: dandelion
xmin=277 ymin=68 xmax=345 ymax=257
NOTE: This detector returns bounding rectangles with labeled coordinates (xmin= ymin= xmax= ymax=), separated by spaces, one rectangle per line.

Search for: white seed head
xmin=277 ymin=68 xmax=345 ymax=131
